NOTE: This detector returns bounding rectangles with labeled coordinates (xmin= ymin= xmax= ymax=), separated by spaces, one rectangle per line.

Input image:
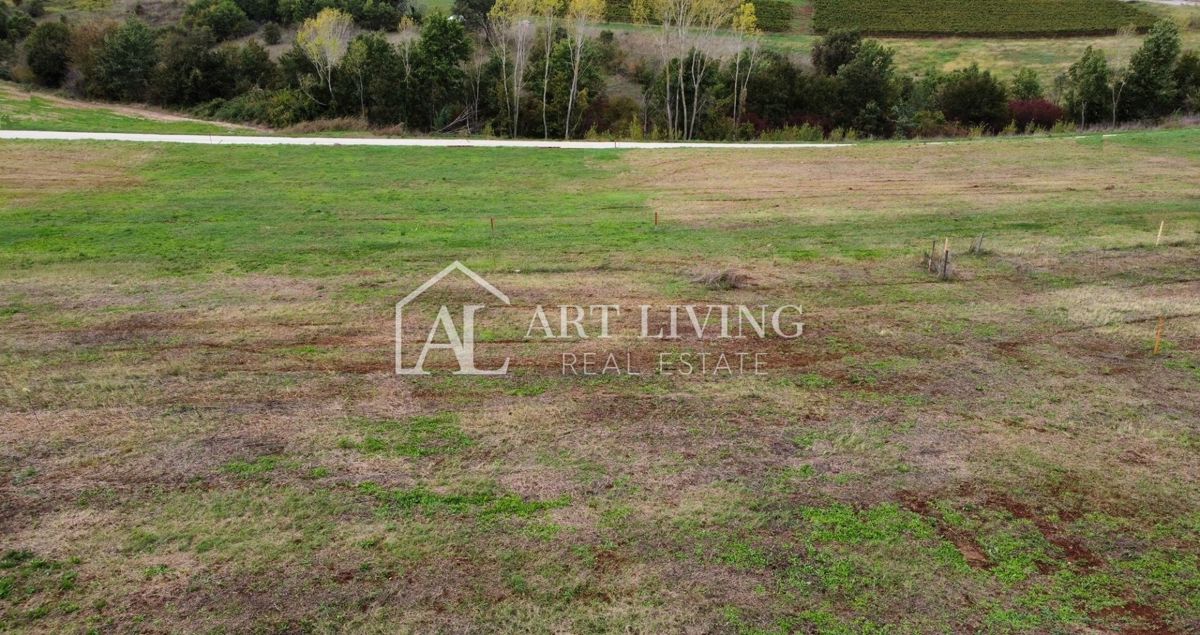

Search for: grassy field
xmin=812 ymin=0 xmax=1156 ymax=36
xmin=0 ymin=84 xmax=240 ymax=135
xmin=1 ymin=124 xmax=1199 ymax=632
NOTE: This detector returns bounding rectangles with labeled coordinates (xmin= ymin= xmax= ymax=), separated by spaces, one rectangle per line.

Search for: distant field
xmin=813 ymin=0 xmax=1157 ymax=35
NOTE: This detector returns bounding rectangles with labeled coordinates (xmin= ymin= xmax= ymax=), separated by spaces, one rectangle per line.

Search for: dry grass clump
xmin=692 ymin=269 xmax=750 ymax=290
xmin=284 ymin=117 xmax=371 ymax=134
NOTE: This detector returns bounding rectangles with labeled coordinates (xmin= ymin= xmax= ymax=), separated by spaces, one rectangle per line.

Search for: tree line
xmin=2 ymin=0 xmax=1198 ymax=140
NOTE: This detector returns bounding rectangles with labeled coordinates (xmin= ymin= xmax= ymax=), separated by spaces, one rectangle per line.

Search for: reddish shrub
xmin=1008 ymin=99 xmax=1065 ymax=132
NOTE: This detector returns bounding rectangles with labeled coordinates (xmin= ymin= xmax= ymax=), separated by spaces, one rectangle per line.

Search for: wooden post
xmin=1155 ymin=220 xmax=1165 ymax=246
xmin=490 ymin=217 xmax=495 ymax=235
xmin=654 ymin=211 xmax=659 ymax=227
xmin=940 ymin=238 xmax=951 ymax=281
xmin=1153 ymin=316 xmax=1165 ymax=355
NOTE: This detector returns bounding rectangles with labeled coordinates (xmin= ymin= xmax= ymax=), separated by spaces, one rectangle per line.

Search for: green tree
xmin=835 ymin=39 xmax=896 ymax=136
xmin=232 ymin=39 xmax=278 ymax=92
xmin=1010 ymin=68 xmax=1043 ymax=101
xmin=1176 ymin=50 xmax=1200 ymax=113
xmin=414 ymin=13 xmax=472 ymax=129
xmin=811 ymin=29 xmax=860 ymax=77
xmin=151 ymin=27 xmax=236 ymax=106
xmin=1122 ymin=20 xmax=1182 ymax=120
xmin=91 ymin=19 xmax=159 ymax=101
xmin=24 ymin=21 xmax=72 ymax=87
xmin=1063 ymin=46 xmax=1110 ymax=128
xmin=338 ymin=32 xmax=406 ymax=122
xmin=453 ymin=0 xmax=495 ymax=30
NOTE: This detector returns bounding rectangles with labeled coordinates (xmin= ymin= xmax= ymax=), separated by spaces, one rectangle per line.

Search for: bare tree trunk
xmin=541 ymin=16 xmax=554 ymax=140
xmin=565 ymin=36 xmax=585 ymax=139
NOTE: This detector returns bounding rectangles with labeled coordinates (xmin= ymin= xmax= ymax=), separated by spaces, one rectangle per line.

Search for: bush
xmin=184 ymin=0 xmax=253 ymax=41
xmin=5 ymin=9 xmax=35 ymax=41
xmin=1010 ymin=67 xmax=1043 ymax=100
xmin=759 ymin=123 xmax=823 ymax=142
xmin=24 ymin=21 xmax=71 ymax=86
xmin=262 ymin=21 xmax=281 ymax=44
xmin=1008 ymin=98 xmax=1063 ymax=132
xmin=937 ymin=63 xmax=1008 ymax=131
xmin=202 ymin=86 xmax=317 ymax=126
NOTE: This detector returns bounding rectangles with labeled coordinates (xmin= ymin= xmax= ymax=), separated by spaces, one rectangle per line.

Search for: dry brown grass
xmin=626 ymin=138 xmax=1200 ymax=231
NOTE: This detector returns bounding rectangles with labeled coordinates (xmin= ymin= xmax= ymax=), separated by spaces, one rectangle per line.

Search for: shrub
xmin=24 ymin=21 xmax=71 ymax=86
xmin=262 ymin=21 xmax=281 ymax=44
xmin=201 ymin=86 xmax=317 ymax=126
xmin=184 ymin=0 xmax=253 ymax=41
xmin=1010 ymin=67 xmax=1043 ymax=100
xmin=759 ymin=123 xmax=823 ymax=142
xmin=1008 ymin=98 xmax=1063 ymax=132
xmin=937 ymin=63 xmax=1008 ymax=131
xmin=5 ymin=9 xmax=35 ymax=41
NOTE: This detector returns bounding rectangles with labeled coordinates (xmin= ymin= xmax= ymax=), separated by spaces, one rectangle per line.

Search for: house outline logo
xmin=394 ymin=261 xmax=511 ymax=376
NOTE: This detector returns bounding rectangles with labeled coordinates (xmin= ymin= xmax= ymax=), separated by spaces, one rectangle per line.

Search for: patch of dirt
xmin=1098 ymin=601 xmax=1177 ymax=635
xmin=898 ymin=491 xmax=993 ymax=570
xmin=987 ymin=493 xmax=1103 ymax=570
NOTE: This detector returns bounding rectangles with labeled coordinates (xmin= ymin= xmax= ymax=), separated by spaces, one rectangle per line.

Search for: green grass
xmin=813 ymin=0 xmax=1156 ymax=35
xmin=0 ymin=85 xmax=238 ymax=135
xmin=337 ymin=413 xmax=475 ymax=456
